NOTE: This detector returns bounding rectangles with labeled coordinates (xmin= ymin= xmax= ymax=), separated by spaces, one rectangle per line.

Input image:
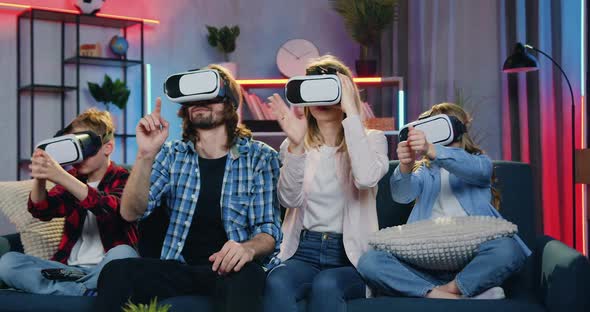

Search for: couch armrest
xmin=535 ymin=235 xmax=590 ymax=312
xmin=0 ymin=233 xmax=23 ymax=254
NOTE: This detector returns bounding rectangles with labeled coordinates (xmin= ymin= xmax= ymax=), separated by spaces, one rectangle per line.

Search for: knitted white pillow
xmin=369 ymin=216 xmax=517 ymax=271
xmin=0 ymin=180 xmax=64 ymax=260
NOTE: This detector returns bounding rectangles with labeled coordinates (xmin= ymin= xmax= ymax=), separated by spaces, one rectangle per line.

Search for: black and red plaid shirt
xmin=27 ymin=162 xmax=138 ymax=264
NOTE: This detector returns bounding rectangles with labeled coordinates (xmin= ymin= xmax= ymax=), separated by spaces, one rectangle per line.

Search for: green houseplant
xmin=122 ymin=298 xmax=171 ymax=312
xmin=206 ymin=25 xmax=240 ymax=76
xmin=206 ymin=25 xmax=240 ymax=62
xmin=330 ymin=0 xmax=397 ymax=75
xmin=87 ymin=74 xmax=131 ymax=111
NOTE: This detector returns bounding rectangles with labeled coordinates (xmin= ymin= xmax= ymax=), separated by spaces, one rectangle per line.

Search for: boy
xmin=0 ymin=108 xmax=138 ymax=296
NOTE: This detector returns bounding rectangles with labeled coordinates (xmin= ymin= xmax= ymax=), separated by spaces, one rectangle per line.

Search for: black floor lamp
xmin=502 ymin=42 xmax=577 ymax=248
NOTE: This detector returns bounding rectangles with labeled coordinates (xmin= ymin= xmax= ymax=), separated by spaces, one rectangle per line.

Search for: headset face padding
xmin=447 ymin=115 xmax=467 ymax=142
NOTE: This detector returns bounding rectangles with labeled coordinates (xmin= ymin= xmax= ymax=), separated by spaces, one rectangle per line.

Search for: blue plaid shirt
xmin=142 ymin=136 xmax=282 ymax=268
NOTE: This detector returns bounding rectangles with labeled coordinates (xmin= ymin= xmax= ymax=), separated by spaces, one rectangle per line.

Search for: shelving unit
xmin=237 ymin=76 xmax=404 ymax=155
xmin=238 ymin=77 xmax=404 ymax=132
xmin=16 ymin=8 xmax=145 ymax=179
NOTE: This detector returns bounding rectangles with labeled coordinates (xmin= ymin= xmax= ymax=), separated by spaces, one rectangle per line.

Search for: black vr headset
xmin=36 ymin=129 xmax=103 ymax=166
xmin=398 ymin=114 xmax=467 ymax=146
xmin=285 ymin=66 xmax=342 ymax=106
xmin=163 ymin=69 xmax=237 ymax=107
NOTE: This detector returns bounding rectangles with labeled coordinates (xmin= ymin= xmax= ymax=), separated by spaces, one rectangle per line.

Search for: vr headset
xmin=398 ymin=114 xmax=466 ymax=146
xmin=285 ymin=74 xmax=342 ymax=106
xmin=285 ymin=66 xmax=342 ymax=106
xmin=35 ymin=131 xmax=103 ymax=166
xmin=163 ymin=69 xmax=236 ymax=106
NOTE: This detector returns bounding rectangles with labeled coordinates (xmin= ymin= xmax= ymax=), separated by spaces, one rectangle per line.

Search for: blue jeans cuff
xmin=454 ymin=274 xmax=471 ymax=297
xmin=419 ymin=284 xmax=436 ymax=297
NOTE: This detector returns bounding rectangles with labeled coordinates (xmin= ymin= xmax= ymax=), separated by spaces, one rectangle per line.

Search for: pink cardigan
xmin=277 ymin=115 xmax=389 ymax=268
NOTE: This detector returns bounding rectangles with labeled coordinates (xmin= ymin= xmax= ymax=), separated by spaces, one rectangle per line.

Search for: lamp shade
xmin=503 ymin=43 xmax=539 ymax=73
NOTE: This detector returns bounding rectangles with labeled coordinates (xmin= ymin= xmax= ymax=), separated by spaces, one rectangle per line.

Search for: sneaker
xmin=469 ymin=287 xmax=505 ymax=300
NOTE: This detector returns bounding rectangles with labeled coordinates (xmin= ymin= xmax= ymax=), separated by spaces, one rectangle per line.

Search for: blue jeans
xmin=357 ymin=237 xmax=527 ymax=297
xmin=264 ymin=230 xmax=366 ymax=312
xmin=0 ymin=245 xmax=138 ymax=296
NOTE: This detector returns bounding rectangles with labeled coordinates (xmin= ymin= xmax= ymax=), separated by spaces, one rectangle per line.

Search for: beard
xmin=189 ymin=109 xmax=225 ymax=129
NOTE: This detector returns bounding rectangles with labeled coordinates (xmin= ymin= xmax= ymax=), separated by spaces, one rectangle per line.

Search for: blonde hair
xmin=303 ymin=55 xmax=364 ymax=152
xmin=178 ymin=64 xmax=251 ymax=148
xmin=69 ymin=108 xmax=115 ymax=143
xmin=414 ymin=103 xmax=500 ymax=209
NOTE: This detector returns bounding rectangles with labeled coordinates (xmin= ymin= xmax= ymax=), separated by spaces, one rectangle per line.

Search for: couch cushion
xmin=370 ymin=216 xmax=518 ymax=271
xmin=347 ymin=297 xmax=545 ymax=312
xmin=160 ymin=295 xmax=212 ymax=311
xmin=0 ymin=290 xmax=96 ymax=312
xmin=0 ymin=180 xmax=63 ymax=260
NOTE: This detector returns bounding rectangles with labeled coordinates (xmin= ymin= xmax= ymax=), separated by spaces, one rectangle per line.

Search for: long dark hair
xmin=177 ymin=64 xmax=251 ymax=148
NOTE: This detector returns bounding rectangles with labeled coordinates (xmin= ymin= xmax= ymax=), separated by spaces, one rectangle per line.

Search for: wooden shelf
xmin=64 ymin=56 xmax=142 ymax=67
xmin=19 ymin=84 xmax=76 ymax=93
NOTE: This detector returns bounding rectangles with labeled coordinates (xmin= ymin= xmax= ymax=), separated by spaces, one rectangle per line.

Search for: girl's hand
xmin=407 ymin=126 xmax=436 ymax=159
xmin=267 ymin=93 xmax=307 ymax=154
xmin=337 ymin=73 xmax=360 ymax=116
xmin=397 ymin=141 xmax=415 ymax=173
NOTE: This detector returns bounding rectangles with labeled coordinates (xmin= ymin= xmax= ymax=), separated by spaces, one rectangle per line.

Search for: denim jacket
xmin=390 ymin=145 xmax=531 ymax=256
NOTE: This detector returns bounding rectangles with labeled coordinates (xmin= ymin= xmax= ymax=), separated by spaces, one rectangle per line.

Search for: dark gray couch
xmin=1 ymin=161 xmax=589 ymax=312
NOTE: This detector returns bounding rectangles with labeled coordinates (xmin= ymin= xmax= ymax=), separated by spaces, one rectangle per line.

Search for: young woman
xmin=263 ymin=55 xmax=389 ymax=311
xmin=357 ymin=103 xmax=531 ymax=300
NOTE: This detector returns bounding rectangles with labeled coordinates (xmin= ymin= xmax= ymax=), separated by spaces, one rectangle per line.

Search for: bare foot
xmin=426 ymin=288 xmax=462 ymax=299
xmin=438 ymin=280 xmax=461 ymax=295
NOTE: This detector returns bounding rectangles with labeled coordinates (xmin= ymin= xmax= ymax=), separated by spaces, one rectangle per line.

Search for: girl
xmin=263 ymin=55 xmax=389 ymax=311
xmin=357 ymin=103 xmax=531 ymax=300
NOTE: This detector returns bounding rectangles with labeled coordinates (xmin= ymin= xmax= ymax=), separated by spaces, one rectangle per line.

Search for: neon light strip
xmin=97 ymin=13 xmax=160 ymax=25
xmin=354 ymin=77 xmax=383 ymax=83
xmin=582 ymin=96 xmax=587 ymax=255
xmin=581 ymin=0 xmax=585 ymax=96
xmin=0 ymin=2 xmax=28 ymax=9
xmin=580 ymin=0 xmax=586 ymax=255
xmin=146 ymin=64 xmax=152 ymax=114
xmin=398 ymin=90 xmax=405 ymax=130
xmin=236 ymin=77 xmax=391 ymax=87
xmin=236 ymin=79 xmax=288 ymax=86
xmin=0 ymin=2 xmax=160 ymax=24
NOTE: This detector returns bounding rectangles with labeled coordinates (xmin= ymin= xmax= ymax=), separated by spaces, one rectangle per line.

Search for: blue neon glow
xmin=146 ymin=64 xmax=152 ymax=114
xmin=398 ymin=90 xmax=405 ymax=130
xmin=581 ymin=0 xmax=585 ymax=96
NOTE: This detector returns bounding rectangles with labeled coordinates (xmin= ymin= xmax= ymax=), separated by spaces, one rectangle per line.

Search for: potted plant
xmin=206 ymin=25 xmax=240 ymax=76
xmin=330 ymin=0 xmax=397 ymax=76
xmin=88 ymin=74 xmax=131 ymax=112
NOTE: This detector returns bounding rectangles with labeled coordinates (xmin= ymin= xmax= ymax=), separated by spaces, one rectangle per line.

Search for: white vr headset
xmin=35 ymin=131 xmax=103 ymax=166
xmin=285 ymin=74 xmax=342 ymax=106
xmin=163 ymin=69 xmax=235 ymax=106
xmin=398 ymin=114 xmax=466 ymax=146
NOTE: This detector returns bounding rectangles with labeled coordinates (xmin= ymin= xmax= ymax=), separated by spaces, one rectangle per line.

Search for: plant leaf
xmin=206 ymin=25 xmax=218 ymax=47
xmin=330 ymin=0 xmax=397 ymax=50
xmin=87 ymin=82 xmax=104 ymax=102
xmin=231 ymin=25 xmax=240 ymax=37
xmin=218 ymin=26 xmax=237 ymax=54
xmin=102 ymin=75 xmax=114 ymax=102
